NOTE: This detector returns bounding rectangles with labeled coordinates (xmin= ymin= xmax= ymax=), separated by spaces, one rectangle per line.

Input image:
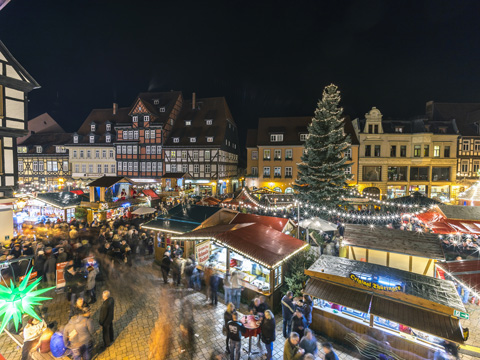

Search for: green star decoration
xmin=0 ymin=268 xmax=55 ymax=332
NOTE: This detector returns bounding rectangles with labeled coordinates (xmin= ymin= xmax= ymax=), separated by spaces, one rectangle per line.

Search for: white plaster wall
xmin=0 ymin=207 xmax=14 ymax=244
xmin=6 ymin=65 xmax=21 ymax=80
xmin=5 ymin=88 xmax=24 ymax=100
xmin=5 ymin=99 xmax=24 ymax=120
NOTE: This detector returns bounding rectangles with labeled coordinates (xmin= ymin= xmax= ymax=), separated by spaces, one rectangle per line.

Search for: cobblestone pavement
xmin=0 ymin=259 xmax=477 ymax=360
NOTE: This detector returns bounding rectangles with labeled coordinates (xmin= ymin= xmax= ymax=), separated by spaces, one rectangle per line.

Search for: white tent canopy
xmin=132 ymin=207 xmax=156 ymax=215
xmin=299 ymin=217 xmax=337 ymax=232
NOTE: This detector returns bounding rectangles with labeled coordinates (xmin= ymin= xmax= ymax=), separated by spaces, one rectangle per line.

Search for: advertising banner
xmin=56 ymin=261 xmax=68 ymax=289
xmin=196 ymin=240 xmax=211 ymax=265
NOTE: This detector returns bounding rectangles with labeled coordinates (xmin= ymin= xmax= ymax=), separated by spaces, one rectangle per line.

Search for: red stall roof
xmin=142 ymin=189 xmax=159 ymax=199
xmin=230 ymin=213 xmax=290 ymax=232
xmin=70 ymin=190 xmax=84 ymax=195
xmin=437 ymin=259 xmax=480 ymax=295
xmin=417 ymin=209 xmax=480 ymax=235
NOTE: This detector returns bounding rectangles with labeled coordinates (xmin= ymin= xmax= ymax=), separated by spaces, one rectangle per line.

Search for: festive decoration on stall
xmin=0 ymin=269 xmax=54 ymax=332
xmin=294 ymin=84 xmax=351 ymax=206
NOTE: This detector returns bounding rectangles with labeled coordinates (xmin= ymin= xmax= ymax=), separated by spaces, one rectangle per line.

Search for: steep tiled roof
xmin=427 ymin=102 xmax=480 ymax=136
xmin=19 ymin=133 xmax=72 ymax=154
xmin=246 ymin=129 xmax=258 ymax=148
xmin=257 ymin=116 xmax=312 ymax=146
xmin=358 ymin=117 xmax=458 ymax=135
xmin=127 ymin=91 xmax=182 ymax=125
xmin=18 ymin=113 xmax=64 ymax=144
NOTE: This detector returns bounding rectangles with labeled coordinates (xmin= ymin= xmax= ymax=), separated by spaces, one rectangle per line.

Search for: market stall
xmin=341 ymin=224 xmax=445 ymax=276
xmin=416 ymin=204 xmax=480 ymax=235
xmin=304 ymin=256 xmax=467 ymax=360
xmin=172 ymin=222 xmax=308 ymax=307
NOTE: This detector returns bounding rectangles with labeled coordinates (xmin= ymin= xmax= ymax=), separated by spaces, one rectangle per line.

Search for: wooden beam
xmin=346 ymin=245 xmax=349 ymax=259
xmin=386 ymin=252 xmax=390 ymax=267
xmin=366 ymin=248 xmax=369 ymax=263
xmin=350 ymin=246 xmax=356 ymax=261
xmin=423 ymin=259 xmax=433 ymax=276
xmin=409 ymin=256 xmax=413 ymax=272
xmin=369 ymin=314 xmax=374 ymax=327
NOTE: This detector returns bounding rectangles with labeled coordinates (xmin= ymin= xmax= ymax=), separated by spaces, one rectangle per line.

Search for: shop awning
xmin=304 ymin=278 xmax=372 ymax=313
xmin=35 ymin=192 xmax=86 ymax=209
xmin=370 ymin=296 xmax=464 ymax=343
xmin=142 ymin=189 xmax=159 ymax=199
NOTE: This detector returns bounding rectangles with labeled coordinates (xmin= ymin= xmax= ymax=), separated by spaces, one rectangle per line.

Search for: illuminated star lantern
xmin=0 ymin=268 xmax=55 ymax=332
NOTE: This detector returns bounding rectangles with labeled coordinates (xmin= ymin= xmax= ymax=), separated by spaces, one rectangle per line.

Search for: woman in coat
xmin=302 ymin=294 xmax=313 ymax=328
xmin=260 ymin=310 xmax=276 ymax=360
xmin=223 ymin=302 xmax=235 ymax=354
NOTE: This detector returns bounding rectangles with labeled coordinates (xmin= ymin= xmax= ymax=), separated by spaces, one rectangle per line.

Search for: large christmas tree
xmin=294 ymin=84 xmax=351 ymax=205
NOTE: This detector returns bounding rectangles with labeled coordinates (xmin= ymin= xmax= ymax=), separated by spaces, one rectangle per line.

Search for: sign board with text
xmin=196 ymin=240 xmax=211 ymax=265
xmin=454 ymin=310 xmax=469 ymax=320
xmin=56 ymin=261 xmax=68 ymax=289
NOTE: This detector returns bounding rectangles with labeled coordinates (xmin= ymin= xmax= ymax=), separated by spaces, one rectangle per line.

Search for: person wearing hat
xmin=291 ymin=308 xmax=307 ymax=339
xmin=11 ymin=243 xmax=22 ymax=259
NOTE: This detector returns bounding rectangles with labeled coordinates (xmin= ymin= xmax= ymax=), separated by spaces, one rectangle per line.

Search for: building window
xmin=91 ymin=124 xmax=96 ymax=132
xmin=181 ymin=151 xmax=187 ymax=160
xmin=104 ymin=164 xmax=109 ymax=173
xmin=151 ymin=146 xmax=156 ymax=154
xmin=73 ymin=150 xmax=77 ymax=158
xmin=432 ymin=167 xmax=450 ymax=181
xmin=206 ymin=119 xmax=212 ymax=125
xmin=362 ymin=166 xmax=382 ymax=181
xmin=144 ymin=115 xmax=150 ymax=122
xmin=117 ymin=145 xmax=121 ymax=154
xmin=81 ymin=164 xmax=86 ymax=173
xmin=475 ymin=141 xmax=480 ymax=152
xmin=73 ymin=136 xmax=78 ymax=144
xmin=153 ymin=99 xmax=159 ymax=105
xmin=274 ymin=167 xmax=281 ymax=177
xmin=133 ymin=116 xmax=138 ymax=122
xmin=395 ymin=126 xmax=403 ymax=133
xmin=98 ymin=164 xmax=102 ymax=173
xmin=274 ymin=149 xmax=282 ymax=160
xmin=123 ymin=130 xmax=128 ymax=139
xmin=344 ymin=148 xmax=352 ymax=160
xmin=190 ymin=137 xmax=196 ymax=143
xmin=157 ymin=145 xmax=162 ymax=154
xmin=274 ymin=266 xmax=282 ymax=288
xmin=38 ymin=161 xmax=44 ymax=172
xmin=18 ymin=161 xmax=23 ymax=172
xmin=109 ymin=150 xmax=114 ymax=158
xmin=414 ymin=145 xmax=421 ymax=157
xmin=270 ymin=134 xmax=284 ymax=142
xmin=205 ymin=164 xmax=211 ymax=173
xmin=193 ymin=151 xmax=199 ymax=160
xmin=285 ymin=149 xmax=293 ymax=160
xmin=134 ymin=130 xmax=139 ymax=140
xmin=80 ymin=150 xmax=84 ymax=158
xmin=128 ymin=162 xmax=133 ymax=171
xmin=102 ymin=150 xmax=106 ymax=158
xmin=128 ymin=130 xmax=133 ymax=140
xmin=194 ymin=164 xmax=199 ymax=173
xmin=387 ymin=166 xmax=407 ymax=181
xmin=263 ymin=149 xmax=271 ymax=160
xmin=134 ymin=162 xmax=138 ymax=172
xmin=207 ymin=137 xmax=213 ymax=142
xmin=205 ymin=150 xmax=210 ymax=160
xmin=252 ymin=151 xmax=258 ymax=160
xmin=106 ymin=135 xmax=111 ymax=143
xmin=36 ymin=146 xmax=42 ymax=153
xmin=106 ymin=123 xmax=111 ymax=131
xmin=17 ymin=146 xmax=27 ymax=153
xmin=141 ymin=162 xmax=146 ymax=172
xmin=173 ymin=137 xmax=179 ymax=143
xmin=463 ymin=140 xmax=470 ymax=151
xmin=123 ymin=162 xmax=127 ymax=171
xmin=410 ymin=167 xmax=429 ymax=181
xmin=182 ymin=164 xmax=187 ymax=173
xmin=444 ymin=146 xmax=450 ymax=158
xmin=74 ymin=164 xmax=78 ymax=173
xmin=127 ymin=146 xmax=132 ymax=155
xmin=159 ymin=107 xmax=165 ymax=112
xmin=300 ymin=133 xmax=308 ymax=141
xmin=263 ymin=167 xmax=270 ymax=177
xmin=252 ymin=167 xmax=258 ymax=176
xmin=368 ymin=124 xmax=373 ymax=133
xmin=285 ymin=167 xmax=293 ymax=177
xmin=390 ymin=145 xmax=396 ymax=157
xmin=150 ymin=129 xmax=155 ymax=138
xmin=87 ymin=150 xmax=91 ymax=158
xmin=374 ymin=125 xmax=379 ymax=134
xmin=89 ymin=136 xmax=94 ymax=143
xmin=56 ymin=146 xmax=66 ymax=153
xmin=473 ymin=161 xmax=480 ymax=174
xmin=374 ymin=145 xmax=381 ymax=157
xmin=365 ymin=145 xmax=371 ymax=157
xmin=171 ymin=150 xmax=176 ymax=158
xmin=185 ymin=120 xmax=192 ymax=126
xmin=146 ymin=146 xmax=150 ymax=155
xmin=424 ymin=145 xmax=429 ymax=157
xmin=88 ymin=164 xmax=93 ymax=173
xmin=434 ymin=145 xmax=440 ymax=157
xmin=344 ymin=165 xmax=352 ymax=175
xmin=111 ymin=164 xmax=116 ymax=173
xmin=152 ymin=162 xmax=156 ymax=172
xmin=95 ymin=150 xmax=99 ymax=158
xmin=400 ymin=145 xmax=407 ymax=157
xmin=461 ymin=161 xmax=469 ymax=173
xmin=122 ymin=146 xmax=126 ymax=154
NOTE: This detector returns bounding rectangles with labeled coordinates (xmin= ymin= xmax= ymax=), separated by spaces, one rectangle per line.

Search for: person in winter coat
xmin=281 ymin=291 xmax=295 ymax=338
xmin=99 ymin=290 xmax=115 ymax=348
xmin=283 ymin=332 xmax=304 ymax=360
xmin=299 ymin=328 xmax=318 ymax=357
xmin=160 ymin=251 xmax=172 ymax=284
xmin=291 ymin=308 xmax=307 ymax=339
xmin=224 ymin=303 xmax=235 ymax=354
xmin=63 ymin=311 xmax=94 ymax=360
xmin=86 ymin=266 xmax=98 ymax=304
xmin=301 ymin=294 xmax=313 ymax=328
xmin=227 ymin=312 xmax=246 ymax=360
xmin=260 ymin=310 xmax=276 ymax=360
xmin=34 ymin=250 xmax=46 ymax=281
xmin=43 ymin=248 xmax=57 ymax=286
xmin=57 ymin=248 xmax=68 ymax=263
xmin=171 ymin=256 xmax=184 ymax=286
xmin=209 ymin=271 xmax=222 ymax=306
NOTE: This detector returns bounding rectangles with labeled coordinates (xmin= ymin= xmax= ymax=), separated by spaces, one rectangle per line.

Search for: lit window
xmin=106 ymin=123 xmax=111 ymax=131
xmin=144 ymin=115 xmax=150 ymax=121
xmin=463 ymin=140 xmax=470 ymax=151
xmin=270 ymin=134 xmax=284 ymax=142
xmin=91 ymin=124 xmax=95 ymax=132
xmin=90 ymin=136 xmax=95 ymax=143
xmin=173 ymin=137 xmax=180 ymax=143
xmin=434 ymin=145 xmax=440 ymax=157
xmin=263 ymin=149 xmax=271 ymax=160
xmin=73 ymin=136 xmax=78 ymax=144
xmin=133 ymin=116 xmax=138 ymax=122
xmin=106 ymin=135 xmax=111 ymax=143
xmin=190 ymin=137 xmax=196 ymax=143
xmin=207 ymin=137 xmax=213 ymax=142
xmin=395 ymin=126 xmax=403 ymax=133
xmin=194 ymin=164 xmax=199 ymax=173
xmin=159 ymin=107 xmax=165 ymax=112
xmin=300 ymin=133 xmax=309 ymax=141
xmin=185 ymin=120 xmax=192 ymax=126
xmin=206 ymin=119 xmax=212 ymax=125
xmin=36 ymin=146 xmax=42 ymax=153
xmin=274 ymin=149 xmax=281 ymax=160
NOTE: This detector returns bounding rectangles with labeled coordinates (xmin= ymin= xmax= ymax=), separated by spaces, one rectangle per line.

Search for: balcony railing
xmin=263 ymin=157 xmax=271 ymax=161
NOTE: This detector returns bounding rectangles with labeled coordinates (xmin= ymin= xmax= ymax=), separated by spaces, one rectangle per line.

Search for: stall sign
xmin=19 ymin=271 xmax=37 ymax=284
xmin=454 ymin=310 xmax=469 ymax=320
xmin=56 ymin=261 xmax=68 ymax=289
xmin=350 ymin=273 xmax=402 ymax=292
xmin=196 ymin=240 xmax=211 ymax=265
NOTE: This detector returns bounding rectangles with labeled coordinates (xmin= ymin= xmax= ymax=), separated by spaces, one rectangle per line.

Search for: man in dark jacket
xmin=99 ymin=290 xmax=115 ymax=348
xmin=281 ymin=291 xmax=295 ymax=338
xmin=291 ymin=308 xmax=307 ymax=339
xmin=160 ymin=251 xmax=172 ymax=284
xmin=210 ymin=271 xmax=222 ymax=306
xmin=227 ymin=312 xmax=246 ymax=360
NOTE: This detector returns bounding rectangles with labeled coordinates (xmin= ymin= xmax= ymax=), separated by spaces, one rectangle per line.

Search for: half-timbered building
xmin=0 ymin=40 xmax=39 ymax=242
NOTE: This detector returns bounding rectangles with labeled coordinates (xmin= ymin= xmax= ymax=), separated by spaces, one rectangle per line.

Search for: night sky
xmin=1 ymin=0 xmax=480 ymax=145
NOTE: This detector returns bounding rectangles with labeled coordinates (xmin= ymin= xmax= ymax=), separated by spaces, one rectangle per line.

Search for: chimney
xmin=192 ymin=92 xmax=196 ymax=110
xmin=113 ymin=103 xmax=118 ymax=115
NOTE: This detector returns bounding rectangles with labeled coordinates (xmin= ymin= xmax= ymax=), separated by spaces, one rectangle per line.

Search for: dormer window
xmin=89 ymin=136 xmax=95 ymax=144
xmin=106 ymin=123 xmax=111 ymax=131
xmin=56 ymin=146 xmax=66 ymax=153
xmin=106 ymin=135 xmax=111 ymax=143
xmin=190 ymin=137 xmax=196 ymax=143
xmin=17 ymin=146 xmax=27 ymax=153
xmin=144 ymin=115 xmax=150 ymax=122
xmin=173 ymin=137 xmax=180 ymax=143
xmin=206 ymin=119 xmax=212 ymax=125
xmin=153 ymin=99 xmax=159 ymax=105
xmin=185 ymin=120 xmax=192 ymax=126
xmin=270 ymin=134 xmax=284 ymax=142
xmin=300 ymin=133 xmax=309 ymax=141
xmin=207 ymin=137 xmax=213 ymax=142
xmin=159 ymin=107 xmax=165 ymax=112
xmin=91 ymin=123 xmax=96 ymax=132
xmin=438 ymin=127 xmax=447 ymax=134
xmin=73 ymin=136 xmax=78 ymax=144
xmin=133 ymin=116 xmax=138 ymax=122
xmin=395 ymin=126 xmax=403 ymax=133
xmin=36 ymin=146 xmax=42 ymax=153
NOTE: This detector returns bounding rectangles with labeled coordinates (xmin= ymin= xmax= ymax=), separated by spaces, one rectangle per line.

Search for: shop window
xmin=410 ymin=167 xmax=429 ymax=181
xmin=444 ymin=146 xmax=450 ymax=158
xmin=463 ymin=140 xmax=470 ymax=151
xmin=252 ymin=151 xmax=258 ymax=160
xmin=263 ymin=149 xmax=271 ymax=160
xmin=285 ymin=149 xmax=293 ymax=160
xmin=285 ymin=187 xmax=294 ymax=193
xmin=274 ymin=266 xmax=282 ymax=288
xmin=413 ymin=145 xmax=421 ymax=157
xmin=432 ymin=167 xmax=450 ymax=181
xmin=387 ymin=166 xmax=407 ymax=181
xmin=424 ymin=145 xmax=429 ymax=157
xmin=364 ymin=145 xmax=371 ymax=157
xmin=390 ymin=145 xmax=396 ymax=157
xmin=400 ymin=145 xmax=407 ymax=157
xmin=433 ymin=145 xmax=440 ymax=157
xmin=374 ymin=145 xmax=381 ymax=157
xmin=431 ymin=186 xmax=450 ymax=202
xmin=362 ymin=166 xmax=382 ymax=181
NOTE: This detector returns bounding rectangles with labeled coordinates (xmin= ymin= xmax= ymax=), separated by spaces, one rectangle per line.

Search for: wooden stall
xmin=172 ymin=223 xmax=308 ymax=308
xmin=341 ymin=224 xmax=445 ymax=277
xmin=304 ymin=256 xmax=467 ymax=360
